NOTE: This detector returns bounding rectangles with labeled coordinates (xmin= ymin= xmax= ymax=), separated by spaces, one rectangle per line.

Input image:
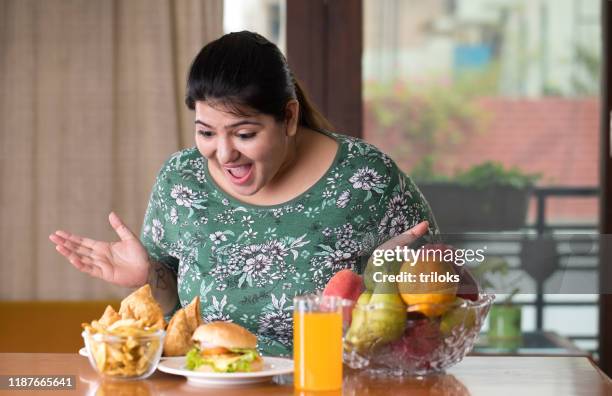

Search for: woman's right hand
xmin=49 ymin=212 xmax=150 ymax=288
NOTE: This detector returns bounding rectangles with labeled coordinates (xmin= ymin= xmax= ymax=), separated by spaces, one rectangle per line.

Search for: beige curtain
xmin=0 ymin=0 xmax=223 ymax=300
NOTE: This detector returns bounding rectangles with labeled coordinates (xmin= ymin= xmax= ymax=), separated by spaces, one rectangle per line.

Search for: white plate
xmin=157 ymin=356 xmax=294 ymax=387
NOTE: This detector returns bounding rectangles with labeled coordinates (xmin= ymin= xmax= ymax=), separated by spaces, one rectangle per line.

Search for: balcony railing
xmin=449 ymin=186 xmax=600 ymax=354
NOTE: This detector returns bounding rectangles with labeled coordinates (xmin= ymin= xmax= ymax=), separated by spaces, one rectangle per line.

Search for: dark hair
xmin=185 ymin=31 xmax=333 ymax=131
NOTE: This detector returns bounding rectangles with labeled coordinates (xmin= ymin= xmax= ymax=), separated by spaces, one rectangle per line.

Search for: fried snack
xmin=82 ymin=321 xmax=161 ymax=378
xmin=98 ymin=305 xmax=121 ymax=327
xmin=163 ymin=309 xmax=192 ymax=356
xmin=184 ymin=296 xmax=203 ymax=330
xmin=163 ymin=296 xmax=203 ymax=356
xmin=119 ymin=284 xmax=165 ymax=330
xmin=81 ymin=284 xmax=167 ymax=378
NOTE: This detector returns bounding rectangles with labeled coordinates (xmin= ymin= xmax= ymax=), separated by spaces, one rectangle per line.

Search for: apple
xmin=323 ymin=269 xmax=364 ymax=303
xmin=388 ymin=317 xmax=442 ymax=359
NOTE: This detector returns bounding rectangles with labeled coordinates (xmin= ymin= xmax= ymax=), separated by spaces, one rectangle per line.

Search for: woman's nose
xmin=216 ymin=137 xmax=239 ymax=164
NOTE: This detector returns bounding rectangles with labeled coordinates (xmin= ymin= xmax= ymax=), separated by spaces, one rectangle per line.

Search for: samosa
xmin=163 ymin=296 xmax=203 ymax=356
xmin=98 ymin=305 xmax=121 ymax=327
xmin=118 ymin=284 xmax=165 ymax=330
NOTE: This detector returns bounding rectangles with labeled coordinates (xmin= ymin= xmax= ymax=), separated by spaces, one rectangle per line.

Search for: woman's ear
xmin=284 ymin=100 xmax=300 ymax=137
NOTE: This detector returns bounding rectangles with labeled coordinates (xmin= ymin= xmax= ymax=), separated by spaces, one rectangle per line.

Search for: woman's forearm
xmin=147 ymin=259 xmax=179 ymax=315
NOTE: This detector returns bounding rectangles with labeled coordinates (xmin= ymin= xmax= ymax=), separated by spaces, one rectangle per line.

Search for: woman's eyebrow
xmin=195 ymin=120 xmax=263 ymax=129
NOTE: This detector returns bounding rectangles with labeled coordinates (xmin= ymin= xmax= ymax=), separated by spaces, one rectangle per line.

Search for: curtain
xmin=0 ymin=0 xmax=223 ymax=300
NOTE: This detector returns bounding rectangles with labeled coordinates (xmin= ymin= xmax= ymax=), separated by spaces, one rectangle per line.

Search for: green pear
xmin=363 ymin=258 xmax=376 ymax=292
xmin=364 ymin=255 xmax=402 ymax=291
xmin=356 ymin=290 xmax=373 ymax=306
xmin=345 ymin=291 xmax=372 ymax=345
xmin=366 ymin=282 xmax=407 ymax=342
xmin=345 ymin=283 xmax=407 ymax=352
xmin=439 ymin=298 xmax=477 ymax=336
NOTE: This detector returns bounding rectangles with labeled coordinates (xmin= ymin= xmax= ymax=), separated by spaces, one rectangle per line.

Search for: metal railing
xmin=496 ymin=186 xmax=599 ymax=352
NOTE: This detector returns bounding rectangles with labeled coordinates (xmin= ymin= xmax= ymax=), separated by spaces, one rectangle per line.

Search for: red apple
xmin=323 ymin=269 xmax=364 ymax=324
xmin=323 ymin=269 xmax=364 ymax=303
xmin=389 ymin=317 xmax=442 ymax=360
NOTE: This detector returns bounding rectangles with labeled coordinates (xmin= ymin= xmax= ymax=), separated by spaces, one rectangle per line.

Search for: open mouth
xmin=224 ymin=163 xmax=253 ymax=185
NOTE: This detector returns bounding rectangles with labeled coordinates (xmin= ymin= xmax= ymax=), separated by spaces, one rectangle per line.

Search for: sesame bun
xmin=191 ymin=321 xmax=257 ymax=350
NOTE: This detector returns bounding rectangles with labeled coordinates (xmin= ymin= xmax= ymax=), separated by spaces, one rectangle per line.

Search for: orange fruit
xmin=397 ymin=255 xmax=458 ymax=318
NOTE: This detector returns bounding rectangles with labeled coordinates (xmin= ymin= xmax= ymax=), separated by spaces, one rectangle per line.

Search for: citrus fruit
xmin=397 ymin=252 xmax=458 ymax=318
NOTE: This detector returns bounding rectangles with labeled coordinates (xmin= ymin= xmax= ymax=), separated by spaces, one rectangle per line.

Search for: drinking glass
xmin=293 ymin=294 xmax=345 ymax=391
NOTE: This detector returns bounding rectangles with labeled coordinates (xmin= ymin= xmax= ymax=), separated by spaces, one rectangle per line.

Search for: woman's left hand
xmin=374 ymin=220 xmax=430 ymax=253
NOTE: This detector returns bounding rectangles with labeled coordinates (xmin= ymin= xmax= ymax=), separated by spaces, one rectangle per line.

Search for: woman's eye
xmin=237 ymin=132 xmax=256 ymax=140
xmin=198 ymin=130 xmax=214 ymax=138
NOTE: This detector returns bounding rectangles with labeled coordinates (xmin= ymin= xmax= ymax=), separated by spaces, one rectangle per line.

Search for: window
xmin=363 ymin=0 xmax=602 ymax=355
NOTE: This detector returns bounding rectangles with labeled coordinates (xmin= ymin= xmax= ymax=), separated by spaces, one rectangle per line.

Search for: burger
xmin=185 ymin=321 xmax=263 ymax=373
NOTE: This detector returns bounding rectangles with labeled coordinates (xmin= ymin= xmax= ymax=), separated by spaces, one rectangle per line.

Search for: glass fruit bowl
xmin=82 ymin=328 xmax=165 ymax=380
xmin=343 ymin=293 xmax=494 ymax=376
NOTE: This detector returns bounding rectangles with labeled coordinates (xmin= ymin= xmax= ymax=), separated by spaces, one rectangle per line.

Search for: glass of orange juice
xmin=293 ymin=294 xmax=346 ymax=391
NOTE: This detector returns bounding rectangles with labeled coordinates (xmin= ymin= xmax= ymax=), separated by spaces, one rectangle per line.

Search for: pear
xmin=366 ymin=282 xmax=407 ymax=343
xmin=363 ymin=258 xmax=376 ymax=292
xmin=356 ymin=290 xmax=374 ymax=306
xmin=345 ymin=291 xmax=372 ymax=345
xmin=363 ymin=254 xmax=402 ymax=291
xmin=345 ymin=283 xmax=407 ymax=352
xmin=439 ymin=298 xmax=477 ymax=336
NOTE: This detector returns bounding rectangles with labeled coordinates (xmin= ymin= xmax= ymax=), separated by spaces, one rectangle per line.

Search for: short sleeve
xmin=140 ymin=160 xmax=180 ymax=276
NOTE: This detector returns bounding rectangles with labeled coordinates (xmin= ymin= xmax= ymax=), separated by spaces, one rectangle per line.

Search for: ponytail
xmin=293 ymin=79 xmax=334 ymax=132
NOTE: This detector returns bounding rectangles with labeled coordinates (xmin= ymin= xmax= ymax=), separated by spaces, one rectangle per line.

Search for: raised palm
xmin=49 ymin=212 xmax=150 ymax=287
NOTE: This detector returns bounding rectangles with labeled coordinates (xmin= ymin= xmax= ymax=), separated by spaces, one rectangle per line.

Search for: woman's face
xmin=194 ymin=101 xmax=298 ymax=197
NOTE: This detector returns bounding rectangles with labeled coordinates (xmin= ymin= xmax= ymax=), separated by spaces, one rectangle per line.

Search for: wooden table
xmin=0 ymin=353 xmax=610 ymax=395
xmin=473 ymin=331 xmax=591 ymax=357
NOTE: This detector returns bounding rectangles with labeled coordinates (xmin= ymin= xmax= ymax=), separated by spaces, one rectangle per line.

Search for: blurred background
xmin=0 ymin=0 xmax=609 ymax=374
xmin=230 ymin=0 xmax=604 ymax=358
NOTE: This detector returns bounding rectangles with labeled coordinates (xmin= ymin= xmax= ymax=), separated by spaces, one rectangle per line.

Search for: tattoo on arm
xmin=148 ymin=260 xmax=175 ymax=291
xmin=147 ymin=259 xmax=178 ymax=314
xmin=154 ymin=264 xmax=169 ymax=290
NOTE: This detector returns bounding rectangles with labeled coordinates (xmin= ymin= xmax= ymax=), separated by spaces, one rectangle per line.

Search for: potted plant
xmin=413 ymin=160 xmax=541 ymax=232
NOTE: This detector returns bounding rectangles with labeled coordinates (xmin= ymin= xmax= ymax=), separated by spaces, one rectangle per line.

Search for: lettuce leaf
xmin=185 ymin=347 xmax=261 ymax=372
xmin=225 ymin=349 xmax=259 ymax=372
xmin=185 ymin=347 xmax=207 ymax=370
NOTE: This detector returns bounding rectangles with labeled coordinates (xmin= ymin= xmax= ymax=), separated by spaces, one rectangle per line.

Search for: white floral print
xmin=151 ymin=219 xmax=164 ymax=244
xmin=171 ymin=185 xmax=196 ymax=207
xmin=140 ymin=130 xmax=438 ymax=357
xmin=169 ymin=207 xmax=178 ymax=224
xmin=336 ymin=190 xmax=351 ymax=208
xmin=349 ymin=167 xmax=383 ymax=191
xmin=209 ymin=231 xmax=227 ymax=245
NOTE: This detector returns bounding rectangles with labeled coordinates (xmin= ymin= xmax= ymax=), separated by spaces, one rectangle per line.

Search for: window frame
xmin=286 ymin=0 xmax=363 ymax=137
xmin=599 ymin=0 xmax=611 ymax=378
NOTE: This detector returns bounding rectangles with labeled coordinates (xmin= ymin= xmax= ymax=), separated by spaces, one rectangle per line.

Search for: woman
xmin=49 ymin=31 xmax=438 ymax=356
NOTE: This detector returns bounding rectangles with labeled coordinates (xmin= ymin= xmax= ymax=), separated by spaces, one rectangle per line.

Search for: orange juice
xmin=293 ymin=311 xmax=343 ymax=391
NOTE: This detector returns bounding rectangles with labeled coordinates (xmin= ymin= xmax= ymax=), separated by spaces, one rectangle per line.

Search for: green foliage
xmin=412 ymin=160 xmax=540 ymax=189
xmin=365 ymin=62 xmax=502 ymax=174
xmin=365 ymin=79 xmax=487 ymax=159
xmin=454 ymin=161 xmax=541 ymax=189
xmin=409 ymin=155 xmax=451 ymax=183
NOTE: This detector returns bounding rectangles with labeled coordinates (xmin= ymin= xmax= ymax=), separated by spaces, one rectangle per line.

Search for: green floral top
xmin=140 ymin=130 xmax=438 ymax=356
